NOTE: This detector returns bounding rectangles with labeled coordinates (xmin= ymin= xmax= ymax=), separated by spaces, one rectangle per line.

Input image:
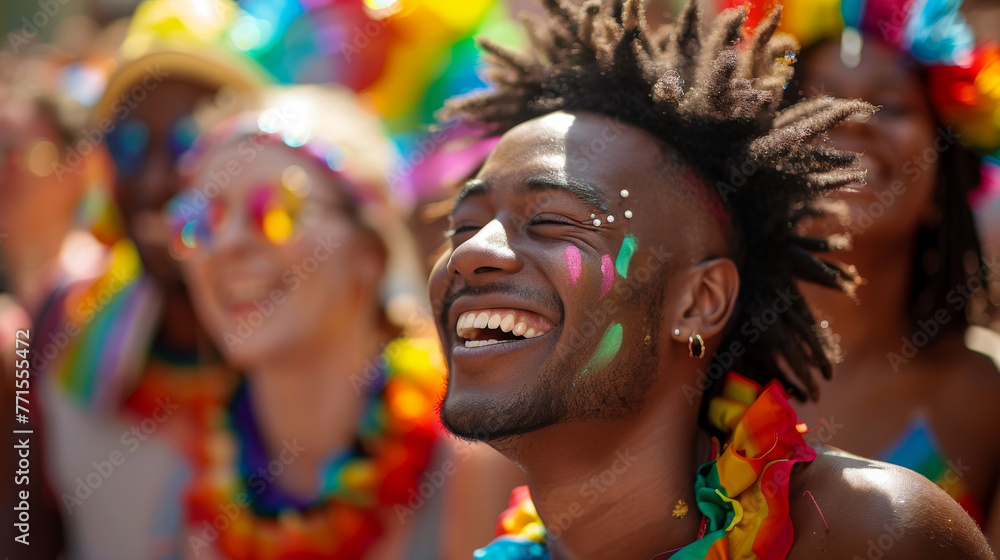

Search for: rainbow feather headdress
xmin=727 ymin=0 xmax=1000 ymax=188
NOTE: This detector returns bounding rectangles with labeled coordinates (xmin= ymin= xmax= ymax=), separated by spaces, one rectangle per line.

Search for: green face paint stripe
xmin=615 ymin=234 xmax=637 ymax=278
xmin=585 ymin=322 xmax=623 ymax=373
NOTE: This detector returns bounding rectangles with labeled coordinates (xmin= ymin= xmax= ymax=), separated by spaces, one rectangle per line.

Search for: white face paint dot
xmin=593 ymin=219 xmax=602 ymax=227
xmin=607 ymin=215 xmax=614 ymax=223
xmin=620 ymin=189 xmax=629 ymax=198
xmin=820 ymin=320 xmax=829 ymax=329
xmin=624 ymin=210 xmax=633 ymax=219
xmin=590 ymin=213 xmax=595 ymax=219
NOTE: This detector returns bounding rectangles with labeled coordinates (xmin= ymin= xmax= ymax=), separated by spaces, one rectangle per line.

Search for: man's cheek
xmin=578 ymin=322 xmax=624 ymax=376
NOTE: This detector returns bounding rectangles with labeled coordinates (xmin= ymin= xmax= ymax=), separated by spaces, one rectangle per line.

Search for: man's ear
xmin=668 ymin=258 xmax=739 ymax=341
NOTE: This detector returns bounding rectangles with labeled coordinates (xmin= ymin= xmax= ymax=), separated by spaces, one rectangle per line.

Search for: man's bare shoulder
xmin=786 ymin=446 xmax=994 ymax=559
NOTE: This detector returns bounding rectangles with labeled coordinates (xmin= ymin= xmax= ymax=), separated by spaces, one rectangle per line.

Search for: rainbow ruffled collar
xmin=475 ymin=373 xmax=816 ymax=560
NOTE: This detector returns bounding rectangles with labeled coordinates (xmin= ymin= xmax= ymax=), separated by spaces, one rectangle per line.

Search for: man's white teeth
xmin=474 ymin=312 xmax=490 ymax=329
xmin=459 ymin=313 xmax=474 ymax=330
xmin=464 ymin=339 xmax=515 ymax=348
xmin=455 ymin=310 xmax=553 ymax=340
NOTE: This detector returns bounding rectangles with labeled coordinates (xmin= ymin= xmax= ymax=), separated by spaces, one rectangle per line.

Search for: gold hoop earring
xmin=688 ymin=334 xmax=705 ymax=359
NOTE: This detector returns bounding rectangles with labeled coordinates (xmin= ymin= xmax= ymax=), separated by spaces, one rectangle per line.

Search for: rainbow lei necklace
xmin=475 ymin=373 xmax=816 ymax=560
xmin=185 ymin=338 xmax=442 ymax=559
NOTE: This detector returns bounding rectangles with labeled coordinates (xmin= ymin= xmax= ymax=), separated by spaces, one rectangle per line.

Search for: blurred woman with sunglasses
xmin=168 ymin=85 xmax=441 ymax=560
xmin=31 ymin=2 xmax=269 ymax=557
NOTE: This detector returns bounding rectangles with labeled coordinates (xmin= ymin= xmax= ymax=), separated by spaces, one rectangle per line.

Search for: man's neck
xmin=509 ymin=389 xmax=707 ymax=560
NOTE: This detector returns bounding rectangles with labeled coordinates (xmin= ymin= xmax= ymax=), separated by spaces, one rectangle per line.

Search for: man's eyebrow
xmin=449 ymin=175 xmax=612 ymax=215
xmin=451 ymin=179 xmax=488 ymax=214
xmin=523 ymin=175 xmax=610 ymax=213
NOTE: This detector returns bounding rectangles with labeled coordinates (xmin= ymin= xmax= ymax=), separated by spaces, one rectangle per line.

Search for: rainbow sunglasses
xmin=164 ymin=102 xmax=389 ymax=259
xmin=164 ymin=163 xmax=362 ymax=259
xmin=106 ymin=116 xmax=200 ymax=177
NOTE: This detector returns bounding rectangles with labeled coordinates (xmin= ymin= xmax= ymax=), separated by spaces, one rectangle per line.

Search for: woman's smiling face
xmin=798 ymin=39 xmax=941 ymax=243
xmin=179 ymin=141 xmax=384 ymax=368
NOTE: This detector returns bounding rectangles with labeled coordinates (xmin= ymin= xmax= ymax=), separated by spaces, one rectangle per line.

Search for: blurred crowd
xmin=1 ymin=0 xmax=1000 ymax=559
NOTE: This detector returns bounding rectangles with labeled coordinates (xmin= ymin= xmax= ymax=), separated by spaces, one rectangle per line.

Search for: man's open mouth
xmin=455 ymin=308 xmax=556 ymax=348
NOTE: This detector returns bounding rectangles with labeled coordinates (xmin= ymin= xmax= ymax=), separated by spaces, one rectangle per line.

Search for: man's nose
xmin=446 ymin=219 xmax=523 ymax=284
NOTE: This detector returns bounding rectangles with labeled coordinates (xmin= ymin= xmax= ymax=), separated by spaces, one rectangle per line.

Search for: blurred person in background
xmin=24 ymin=0 xmax=530 ymax=556
xmin=32 ymin=0 xmax=268 ymax=557
xmin=0 ymin=51 xmax=105 ymax=318
xmin=170 ymin=85 xmax=441 ymax=559
xmin=728 ymin=0 xmax=1000 ymax=543
xmin=0 ymin=48 xmax=109 ymax=560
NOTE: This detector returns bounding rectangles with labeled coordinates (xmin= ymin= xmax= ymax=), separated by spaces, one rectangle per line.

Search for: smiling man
xmin=429 ymin=1 xmax=995 ymax=559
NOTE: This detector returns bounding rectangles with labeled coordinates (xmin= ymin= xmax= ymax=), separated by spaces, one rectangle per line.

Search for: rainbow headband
xmin=178 ymin=103 xmax=388 ymax=207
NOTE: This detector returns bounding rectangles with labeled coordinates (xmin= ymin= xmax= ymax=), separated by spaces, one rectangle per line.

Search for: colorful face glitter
xmin=615 ymin=234 xmax=637 ymax=279
xmin=582 ymin=322 xmax=623 ymax=374
xmin=600 ymin=254 xmax=614 ymax=299
xmin=564 ymin=245 xmax=582 ymax=286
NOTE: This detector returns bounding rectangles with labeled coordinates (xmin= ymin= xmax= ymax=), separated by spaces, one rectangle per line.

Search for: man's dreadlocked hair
xmin=440 ymin=0 xmax=875 ymax=402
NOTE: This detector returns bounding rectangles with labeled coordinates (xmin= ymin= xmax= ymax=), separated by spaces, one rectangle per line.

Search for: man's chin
xmin=439 ymin=393 xmax=508 ymax=442
xmin=439 ymin=387 xmax=561 ymax=443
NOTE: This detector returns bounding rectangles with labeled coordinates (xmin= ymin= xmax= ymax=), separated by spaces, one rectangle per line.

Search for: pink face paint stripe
xmin=600 ymin=254 xmax=614 ymax=299
xmin=565 ymin=245 xmax=582 ymax=286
